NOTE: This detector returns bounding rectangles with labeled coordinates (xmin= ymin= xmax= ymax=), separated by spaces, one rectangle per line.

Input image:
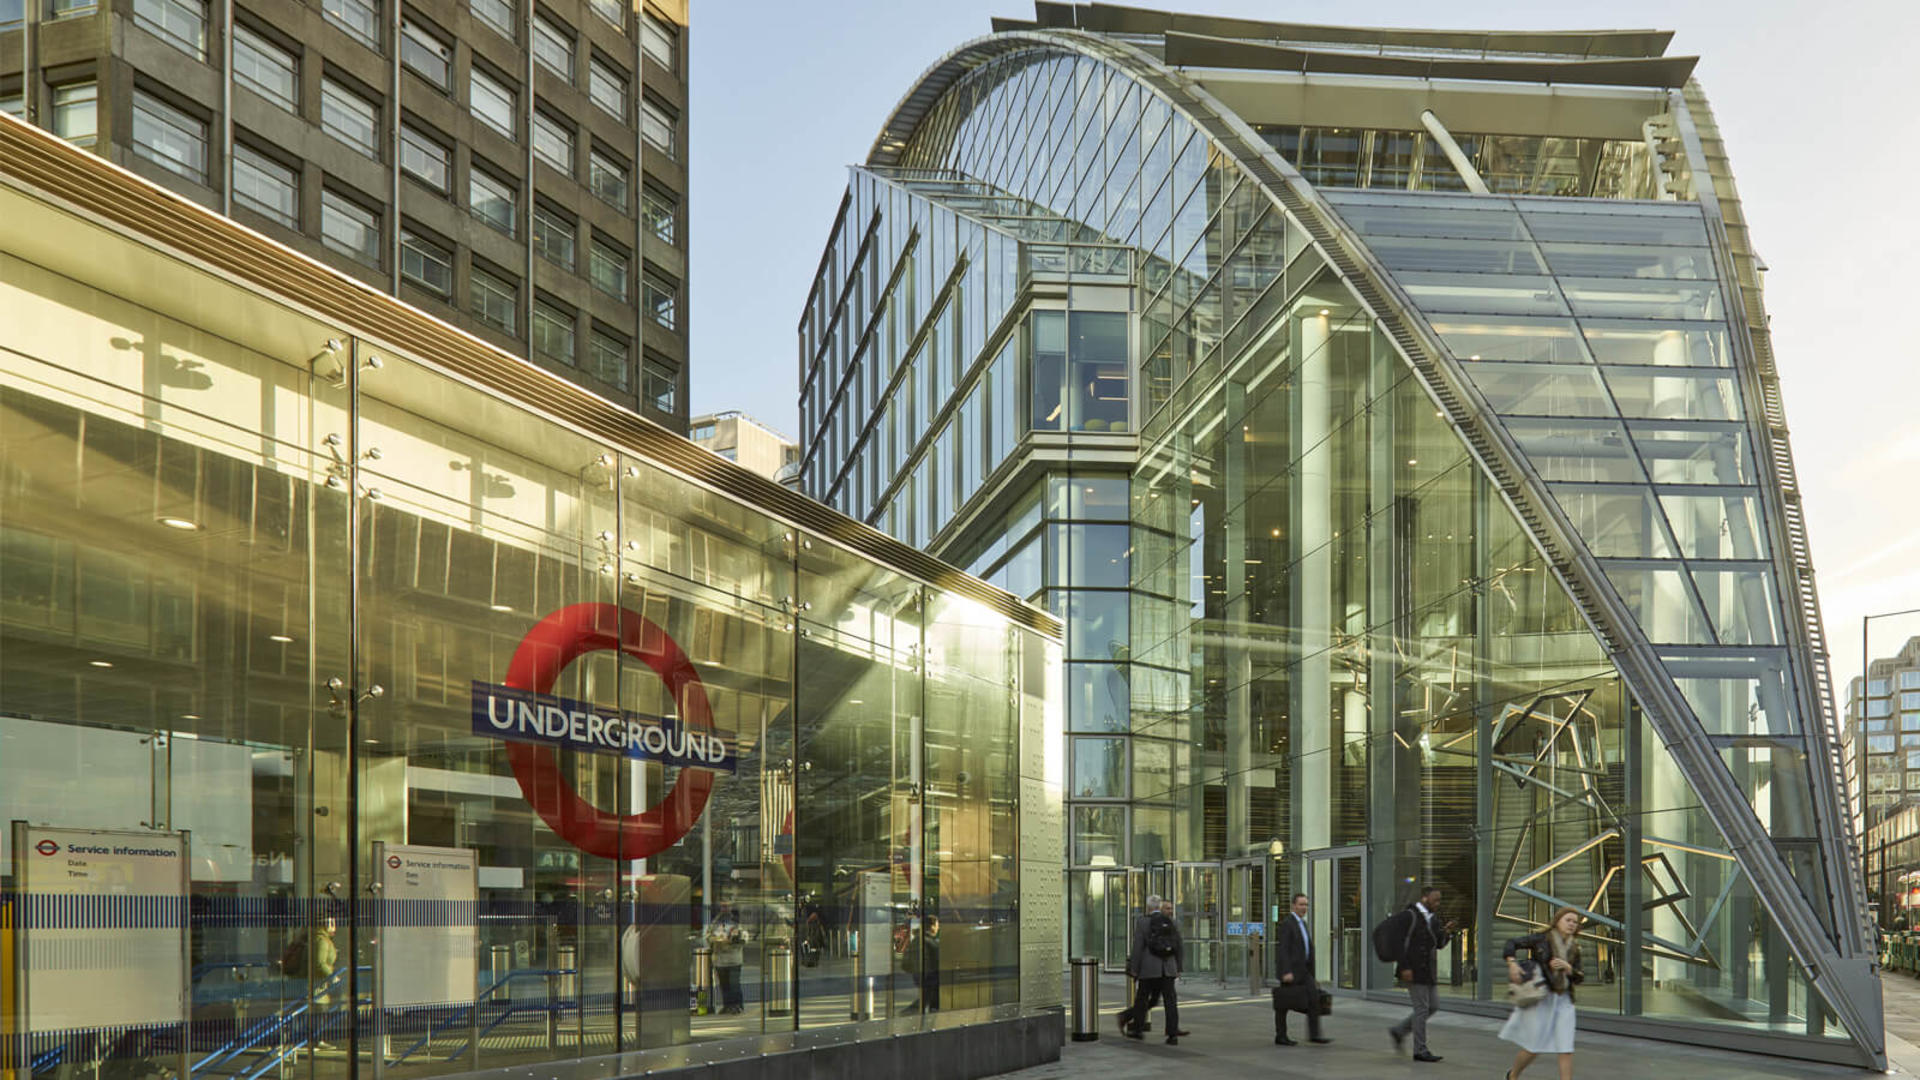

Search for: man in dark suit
xmin=1118 ymin=898 xmax=1186 ymax=1044
xmin=1272 ymin=892 xmax=1330 ymax=1046
xmin=1383 ymin=885 xmax=1455 ymax=1063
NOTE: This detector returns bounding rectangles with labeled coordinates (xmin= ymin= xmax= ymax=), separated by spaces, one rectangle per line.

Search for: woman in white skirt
xmin=1500 ymin=906 xmax=1584 ymax=1080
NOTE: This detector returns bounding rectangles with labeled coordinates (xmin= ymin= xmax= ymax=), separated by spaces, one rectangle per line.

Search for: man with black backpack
xmin=1117 ymin=898 xmax=1186 ymax=1044
xmin=1375 ymin=885 xmax=1455 ymax=1063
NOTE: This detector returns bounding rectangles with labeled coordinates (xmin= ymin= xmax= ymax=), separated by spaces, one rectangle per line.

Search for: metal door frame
xmin=1303 ymin=846 xmax=1368 ymax=993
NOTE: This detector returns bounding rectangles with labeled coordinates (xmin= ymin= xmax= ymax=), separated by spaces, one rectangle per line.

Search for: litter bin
xmin=1069 ymin=957 xmax=1100 ymax=1042
xmin=490 ymin=945 xmax=513 ymax=1001
xmin=767 ymin=943 xmax=793 ymax=1017
xmin=692 ymin=945 xmax=714 ymax=1015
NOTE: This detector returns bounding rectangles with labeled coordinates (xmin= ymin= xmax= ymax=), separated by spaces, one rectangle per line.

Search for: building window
xmin=642 ymin=355 xmax=675 ymax=411
xmin=469 ymin=166 xmax=516 ymax=236
xmin=587 ymin=56 xmax=626 ymax=119
xmin=322 ymin=0 xmax=379 ymax=48
xmin=587 ymin=0 xmax=619 ymax=28
xmin=589 ymin=327 xmax=629 ymax=389
xmin=640 ymin=96 xmax=676 ymax=158
xmin=640 ymin=8 xmax=675 ymax=70
xmin=532 ymin=298 xmax=575 ymax=364
xmin=641 ymin=185 xmax=675 ymax=244
xmin=131 ymin=90 xmax=206 ymax=183
xmin=46 ymin=0 xmax=94 ymax=19
xmin=469 ymin=0 xmax=511 ymax=37
xmin=133 ymin=0 xmax=206 ymax=58
xmin=471 ymin=264 xmax=517 ymax=333
xmin=469 ymin=65 xmax=516 ymax=138
xmin=232 ymin=143 xmax=298 ymax=227
xmin=50 ymin=82 xmax=97 ymax=146
xmin=399 ymin=19 xmax=451 ymax=90
xmin=531 ymin=12 xmax=573 ymax=83
xmin=641 ymin=268 xmax=676 ymax=329
xmin=531 ymin=203 xmax=574 ymax=268
xmin=588 ymin=148 xmax=627 ymax=208
xmin=399 ymin=123 xmax=450 ymax=192
xmin=398 ymin=227 xmax=452 ymax=296
xmin=320 ymin=188 xmax=380 ymax=264
xmin=589 ymin=237 xmax=628 ymax=299
xmin=1904 ymin=672 xmax=1920 ymax=691
xmin=233 ymin=25 xmax=298 ymax=111
xmin=690 ymin=422 xmax=714 ymax=441
xmin=321 ymin=78 xmax=378 ymax=156
xmin=1 ymin=96 xmax=24 ymax=120
xmin=531 ymin=109 xmax=573 ymax=175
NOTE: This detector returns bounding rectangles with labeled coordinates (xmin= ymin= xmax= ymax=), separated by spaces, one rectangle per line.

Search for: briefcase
xmin=1315 ymin=990 xmax=1333 ymax=1016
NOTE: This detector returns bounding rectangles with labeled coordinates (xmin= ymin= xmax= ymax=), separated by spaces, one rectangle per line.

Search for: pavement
xmin=997 ymin=974 xmax=1920 ymax=1079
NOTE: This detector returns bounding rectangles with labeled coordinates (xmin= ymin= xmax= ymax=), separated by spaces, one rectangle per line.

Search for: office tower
xmin=796 ymin=4 xmax=1878 ymax=1068
xmin=0 ymin=0 xmax=689 ymax=425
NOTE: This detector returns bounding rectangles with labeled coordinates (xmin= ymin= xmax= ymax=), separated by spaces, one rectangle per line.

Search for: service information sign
xmin=12 ymin=824 xmax=188 ymax=1033
xmin=375 ymin=843 xmax=478 ymax=1008
xmin=470 ymin=680 xmax=734 ymax=773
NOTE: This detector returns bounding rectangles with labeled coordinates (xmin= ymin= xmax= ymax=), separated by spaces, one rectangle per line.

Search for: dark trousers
xmin=1122 ymin=976 xmax=1178 ymax=1034
xmin=1272 ymin=979 xmax=1322 ymax=1040
xmin=717 ymin=965 xmax=743 ymax=1009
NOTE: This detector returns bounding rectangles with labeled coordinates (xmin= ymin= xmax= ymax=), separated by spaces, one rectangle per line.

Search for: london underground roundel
xmin=502 ymin=603 xmax=716 ymax=860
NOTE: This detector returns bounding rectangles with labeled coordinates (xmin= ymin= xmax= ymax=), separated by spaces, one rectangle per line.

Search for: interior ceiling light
xmin=158 ymin=516 xmax=202 ymax=531
xmin=269 ymin=634 xmax=295 ymax=644
xmin=491 ymin=604 xmax=514 ymax=613
xmin=89 ymin=660 xmax=114 ymax=668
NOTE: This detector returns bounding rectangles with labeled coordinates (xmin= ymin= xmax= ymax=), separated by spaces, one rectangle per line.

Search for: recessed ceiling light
xmin=490 ymin=604 xmax=514 ymax=613
xmin=1407 ymin=459 xmax=1419 ymax=466
xmin=158 ymin=516 xmax=202 ymax=531
xmin=1318 ymin=308 xmax=1330 ymax=316
xmin=181 ymin=714 xmax=202 ymax=721
xmin=268 ymin=634 xmax=294 ymax=644
xmin=89 ymin=660 xmax=114 ymax=668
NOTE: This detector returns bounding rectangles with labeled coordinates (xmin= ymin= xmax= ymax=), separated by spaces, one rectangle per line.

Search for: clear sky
xmin=687 ymin=0 xmax=1920 ymax=694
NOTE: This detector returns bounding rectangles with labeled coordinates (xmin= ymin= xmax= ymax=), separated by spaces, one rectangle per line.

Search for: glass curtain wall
xmin=0 ymin=182 xmax=1058 ymax=1079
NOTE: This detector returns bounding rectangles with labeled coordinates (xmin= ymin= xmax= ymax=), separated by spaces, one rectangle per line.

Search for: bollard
xmin=1069 ymin=957 xmax=1100 ymax=1042
xmin=768 ymin=944 xmax=794 ymax=1017
xmin=692 ymin=945 xmax=714 ymax=1015
xmin=490 ymin=944 xmax=513 ymax=1002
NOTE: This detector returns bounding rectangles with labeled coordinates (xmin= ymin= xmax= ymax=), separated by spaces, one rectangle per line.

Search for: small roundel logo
xmin=386 ymin=855 xmax=402 ymax=869
xmin=35 ymin=840 xmax=60 ymax=856
xmin=502 ymin=603 xmax=716 ymax=861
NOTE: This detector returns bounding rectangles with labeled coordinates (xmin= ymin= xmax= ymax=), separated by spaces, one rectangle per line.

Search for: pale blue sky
xmin=686 ymin=0 xmax=1920 ymax=687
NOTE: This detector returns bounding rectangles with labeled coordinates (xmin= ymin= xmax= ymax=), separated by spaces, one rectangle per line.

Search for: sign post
xmin=373 ymin=843 xmax=478 ymax=1075
xmin=9 ymin=824 xmax=189 ymax=1080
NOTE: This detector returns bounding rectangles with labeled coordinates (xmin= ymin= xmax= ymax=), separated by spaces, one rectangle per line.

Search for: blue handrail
xmin=190 ymin=965 xmax=366 ymax=1077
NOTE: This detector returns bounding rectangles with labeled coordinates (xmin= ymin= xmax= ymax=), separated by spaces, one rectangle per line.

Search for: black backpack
xmin=1145 ymin=912 xmax=1179 ymax=959
xmin=1371 ymin=910 xmax=1417 ymax=964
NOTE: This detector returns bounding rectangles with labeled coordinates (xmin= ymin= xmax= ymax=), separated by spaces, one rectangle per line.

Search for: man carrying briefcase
xmin=1272 ymin=893 xmax=1332 ymax=1046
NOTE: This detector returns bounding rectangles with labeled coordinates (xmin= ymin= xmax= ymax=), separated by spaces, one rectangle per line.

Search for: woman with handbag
xmin=1500 ymin=907 xmax=1584 ymax=1080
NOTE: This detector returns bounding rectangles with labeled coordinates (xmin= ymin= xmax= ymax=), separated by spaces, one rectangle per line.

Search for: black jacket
xmin=1273 ymin=913 xmax=1317 ymax=985
xmin=1502 ymin=933 xmax=1584 ymax=1001
xmin=1382 ymin=904 xmax=1452 ymax=986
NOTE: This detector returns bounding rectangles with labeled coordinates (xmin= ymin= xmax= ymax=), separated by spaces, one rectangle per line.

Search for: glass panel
xmin=1627 ymin=422 xmax=1755 ymax=484
xmin=1549 ymin=486 xmax=1675 ymax=557
xmin=1465 ymin=363 xmax=1613 ymax=417
xmin=1659 ymin=491 xmax=1768 ymax=560
xmin=1396 ymin=272 xmax=1569 ymax=316
xmin=1072 ymin=737 xmax=1126 ymax=798
xmin=1560 ymin=278 xmax=1723 ymax=320
xmin=1581 ymin=321 xmax=1730 ymax=368
xmin=1427 ymin=316 xmax=1588 ymax=364
xmin=1505 ymin=418 xmax=1644 ymax=482
xmin=1664 ymin=651 xmax=1799 ymax=735
xmin=1517 ymin=207 xmax=1710 ymax=247
xmin=1692 ymin=566 xmax=1782 ymax=647
xmin=1602 ymin=368 xmax=1741 ymax=421
xmin=1030 ymin=309 xmax=1064 ymax=430
xmin=1602 ymin=562 xmax=1713 ymax=644
xmin=1067 ymin=662 xmax=1130 ymax=732
xmin=1367 ymin=236 xmax=1546 ymax=274
xmin=1538 ymin=243 xmax=1713 ymax=279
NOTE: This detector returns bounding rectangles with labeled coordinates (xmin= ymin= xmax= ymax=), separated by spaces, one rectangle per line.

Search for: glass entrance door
xmin=1100 ymin=867 xmax=1143 ymax=972
xmin=1222 ymin=859 xmax=1267 ymax=982
xmin=1307 ymin=849 xmax=1366 ymax=991
xmin=1166 ymin=862 xmax=1221 ymax=977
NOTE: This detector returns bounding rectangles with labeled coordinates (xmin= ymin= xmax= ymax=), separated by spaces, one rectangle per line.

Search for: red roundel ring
xmin=502 ymin=602 xmax=716 ymax=860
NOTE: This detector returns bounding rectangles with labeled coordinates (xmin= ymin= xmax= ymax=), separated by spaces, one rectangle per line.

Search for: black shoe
xmin=1116 ymin=1012 xmax=1129 ymax=1036
xmin=1274 ymin=1035 xmax=1296 ymax=1046
xmin=1124 ymin=1024 xmax=1142 ymax=1041
xmin=1164 ymin=1036 xmax=1178 ymax=1046
xmin=1390 ymin=1028 xmax=1406 ymax=1054
xmin=1412 ymin=1051 xmax=1443 ymax=1063
xmin=1310 ymin=1037 xmax=1332 ymax=1044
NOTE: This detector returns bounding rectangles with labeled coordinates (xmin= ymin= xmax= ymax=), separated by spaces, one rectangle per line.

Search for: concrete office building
xmin=689 ymin=410 xmax=801 ymax=481
xmin=0 ymin=116 xmax=1064 ymax=1080
xmin=796 ymin=3 xmax=1878 ymax=1068
xmin=1846 ymin=636 xmax=1920 ymax=837
xmin=0 ymin=0 xmax=689 ymax=425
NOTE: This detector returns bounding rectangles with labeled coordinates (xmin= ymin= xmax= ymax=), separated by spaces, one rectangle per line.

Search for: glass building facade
xmin=0 ymin=115 xmax=1063 ymax=1080
xmin=796 ymin=4 xmax=1879 ymax=1068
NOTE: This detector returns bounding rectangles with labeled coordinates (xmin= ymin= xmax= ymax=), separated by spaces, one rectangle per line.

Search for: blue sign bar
xmin=470 ymin=680 xmax=735 ymax=773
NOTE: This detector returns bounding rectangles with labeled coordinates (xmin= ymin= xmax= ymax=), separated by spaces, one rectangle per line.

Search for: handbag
xmin=1507 ymin=959 xmax=1549 ymax=1009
